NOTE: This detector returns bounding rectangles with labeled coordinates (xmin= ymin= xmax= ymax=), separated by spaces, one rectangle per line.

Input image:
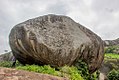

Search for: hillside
xmin=104 ymin=38 xmax=119 ymax=46
xmin=0 ymin=67 xmax=68 ymax=80
xmin=0 ymin=51 xmax=13 ymax=61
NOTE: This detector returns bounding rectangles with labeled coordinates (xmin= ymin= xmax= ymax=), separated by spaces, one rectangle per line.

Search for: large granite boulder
xmin=9 ymin=14 xmax=104 ymax=73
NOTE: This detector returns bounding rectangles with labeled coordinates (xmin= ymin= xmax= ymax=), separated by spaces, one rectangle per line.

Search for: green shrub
xmin=105 ymin=46 xmax=119 ymax=53
xmin=108 ymin=69 xmax=119 ymax=80
xmin=0 ymin=61 xmax=12 ymax=68
xmin=105 ymin=53 xmax=119 ymax=59
xmin=60 ymin=66 xmax=84 ymax=80
xmin=0 ymin=61 xmax=23 ymax=68
xmin=74 ymin=60 xmax=99 ymax=80
xmin=105 ymin=47 xmax=115 ymax=53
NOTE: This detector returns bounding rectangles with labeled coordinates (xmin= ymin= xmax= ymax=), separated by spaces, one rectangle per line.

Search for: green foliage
xmin=0 ymin=60 xmax=99 ymax=80
xmin=105 ymin=46 xmax=115 ymax=53
xmin=108 ymin=69 xmax=119 ymax=80
xmin=60 ymin=66 xmax=84 ymax=80
xmin=17 ymin=65 xmax=84 ymax=80
xmin=105 ymin=45 xmax=119 ymax=53
xmin=0 ymin=61 xmax=23 ymax=68
xmin=17 ymin=65 xmax=58 ymax=76
xmin=105 ymin=53 xmax=119 ymax=59
xmin=105 ymin=53 xmax=119 ymax=80
xmin=74 ymin=60 xmax=99 ymax=80
xmin=16 ymin=61 xmax=99 ymax=80
xmin=0 ymin=61 xmax=12 ymax=68
xmin=104 ymin=53 xmax=119 ymax=70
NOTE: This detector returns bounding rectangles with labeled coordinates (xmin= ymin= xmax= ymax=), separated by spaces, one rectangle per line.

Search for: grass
xmin=17 ymin=65 xmax=84 ymax=80
xmin=0 ymin=61 xmax=84 ymax=80
xmin=0 ymin=60 xmax=99 ymax=80
xmin=104 ymin=53 xmax=119 ymax=70
xmin=0 ymin=61 xmax=13 ymax=68
xmin=105 ymin=53 xmax=119 ymax=59
xmin=17 ymin=65 xmax=58 ymax=76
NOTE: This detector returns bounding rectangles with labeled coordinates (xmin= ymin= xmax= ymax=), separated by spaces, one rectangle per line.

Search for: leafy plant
xmin=60 ymin=66 xmax=84 ymax=80
xmin=108 ymin=69 xmax=119 ymax=80
xmin=0 ymin=61 xmax=12 ymax=68
xmin=74 ymin=60 xmax=98 ymax=80
xmin=17 ymin=65 xmax=58 ymax=76
xmin=0 ymin=60 xmax=23 ymax=68
xmin=105 ymin=53 xmax=119 ymax=59
xmin=105 ymin=46 xmax=119 ymax=53
xmin=17 ymin=65 xmax=84 ymax=80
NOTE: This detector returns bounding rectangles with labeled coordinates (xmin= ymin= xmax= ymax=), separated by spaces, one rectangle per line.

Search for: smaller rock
xmin=104 ymin=38 xmax=119 ymax=46
xmin=0 ymin=52 xmax=14 ymax=61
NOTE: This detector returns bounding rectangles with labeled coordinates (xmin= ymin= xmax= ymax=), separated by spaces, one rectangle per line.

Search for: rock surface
xmin=0 ymin=52 xmax=14 ymax=61
xmin=9 ymin=14 xmax=104 ymax=73
xmin=0 ymin=67 xmax=68 ymax=80
xmin=104 ymin=38 xmax=119 ymax=46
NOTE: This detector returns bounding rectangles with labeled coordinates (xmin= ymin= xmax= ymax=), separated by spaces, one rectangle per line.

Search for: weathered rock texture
xmin=0 ymin=67 xmax=68 ymax=80
xmin=0 ymin=52 xmax=14 ymax=61
xmin=9 ymin=14 xmax=104 ymax=73
xmin=104 ymin=38 xmax=119 ymax=46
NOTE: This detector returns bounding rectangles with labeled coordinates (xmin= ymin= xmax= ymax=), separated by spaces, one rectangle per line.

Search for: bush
xmin=74 ymin=60 xmax=99 ymax=80
xmin=0 ymin=61 xmax=12 ymax=68
xmin=105 ymin=46 xmax=115 ymax=53
xmin=105 ymin=53 xmax=119 ymax=59
xmin=105 ymin=46 xmax=119 ymax=53
xmin=60 ymin=66 xmax=84 ymax=80
xmin=108 ymin=69 xmax=119 ymax=80
xmin=0 ymin=61 xmax=23 ymax=68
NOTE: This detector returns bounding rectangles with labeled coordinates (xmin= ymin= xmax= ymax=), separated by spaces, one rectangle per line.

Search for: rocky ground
xmin=0 ymin=67 xmax=68 ymax=80
xmin=99 ymin=53 xmax=119 ymax=80
xmin=104 ymin=38 xmax=119 ymax=46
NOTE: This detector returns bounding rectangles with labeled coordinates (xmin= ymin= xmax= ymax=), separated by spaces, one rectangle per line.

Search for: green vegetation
xmin=16 ymin=63 xmax=98 ymax=80
xmin=16 ymin=64 xmax=87 ymax=80
xmin=1 ymin=46 xmax=119 ymax=79
xmin=0 ymin=61 xmax=12 ymax=68
xmin=0 ymin=61 xmax=23 ymax=68
xmin=105 ymin=53 xmax=119 ymax=59
xmin=17 ymin=65 xmax=59 ymax=76
xmin=75 ymin=60 xmax=98 ymax=80
xmin=0 ymin=49 xmax=118 ymax=80
xmin=108 ymin=69 xmax=119 ymax=80
xmin=104 ymin=49 xmax=119 ymax=80
xmin=0 ymin=60 xmax=99 ymax=80
xmin=105 ymin=45 xmax=119 ymax=53
xmin=59 ymin=65 xmax=84 ymax=80
xmin=104 ymin=53 xmax=119 ymax=70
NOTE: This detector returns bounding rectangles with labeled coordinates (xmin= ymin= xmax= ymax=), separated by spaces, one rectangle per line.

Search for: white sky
xmin=0 ymin=0 xmax=119 ymax=53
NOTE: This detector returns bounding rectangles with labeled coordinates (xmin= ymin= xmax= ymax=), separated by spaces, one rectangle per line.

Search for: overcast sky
xmin=0 ymin=0 xmax=119 ymax=53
